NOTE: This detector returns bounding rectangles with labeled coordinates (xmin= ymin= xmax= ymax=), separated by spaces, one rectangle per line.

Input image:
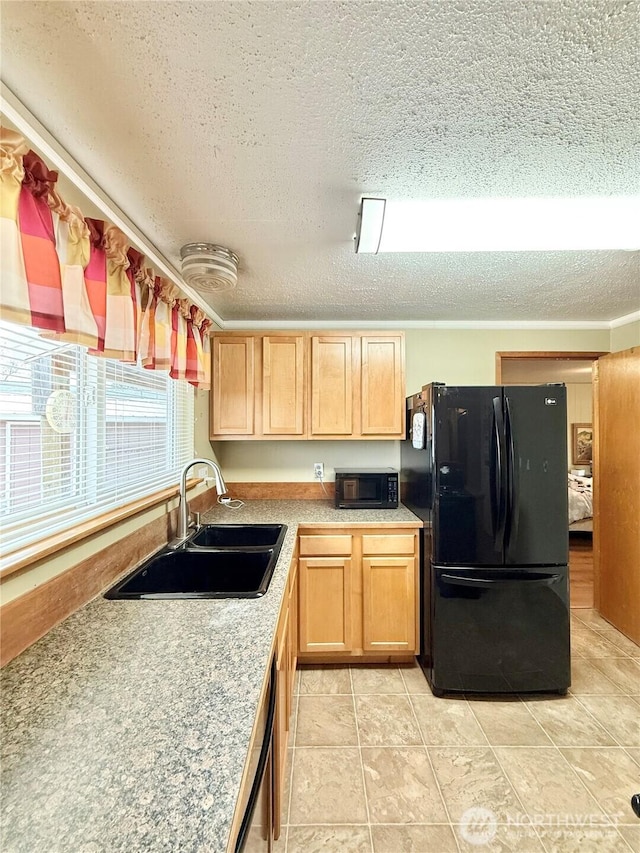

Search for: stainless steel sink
xmin=189 ymin=523 xmax=286 ymax=549
xmin=105 ymin=547 xmax=278 ymax=599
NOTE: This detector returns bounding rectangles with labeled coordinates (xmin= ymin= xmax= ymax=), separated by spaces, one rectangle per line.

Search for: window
xmin=0 ymin=320 xmax=194 ymax=556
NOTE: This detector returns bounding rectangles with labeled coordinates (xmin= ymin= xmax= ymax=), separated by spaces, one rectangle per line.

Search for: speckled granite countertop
xmin=1 ymin=501 xmax=420 ymax=853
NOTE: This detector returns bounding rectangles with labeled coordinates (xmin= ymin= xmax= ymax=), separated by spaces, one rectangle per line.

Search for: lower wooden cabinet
xmin=362 ymin=556 xmax=416 ymax=652
xmin=298 ymin=555 xmax=353 ymax=653
xmin=273 ymin=549 xmax=298 ymax=840
xmin=297 ymin=526 xmax=419 ymax=661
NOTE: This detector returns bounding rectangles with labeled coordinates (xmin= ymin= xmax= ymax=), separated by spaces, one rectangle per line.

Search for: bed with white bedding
xmin=568 ymin=473 xmax=593 ymax=531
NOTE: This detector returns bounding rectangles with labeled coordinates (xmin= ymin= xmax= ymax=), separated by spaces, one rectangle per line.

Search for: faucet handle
xmin=191 ymin=511 xmax=201 ymax=530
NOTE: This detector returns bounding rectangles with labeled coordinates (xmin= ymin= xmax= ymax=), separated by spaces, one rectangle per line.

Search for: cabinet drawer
xmin=299 ymin=535 xmax=352 ymax=556
xmin=362 ymin=534 xmax=416 ymax=556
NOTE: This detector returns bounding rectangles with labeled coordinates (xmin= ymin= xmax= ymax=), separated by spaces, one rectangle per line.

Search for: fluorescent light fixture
xmin=355 ymin=196 xmax=640 ymax=253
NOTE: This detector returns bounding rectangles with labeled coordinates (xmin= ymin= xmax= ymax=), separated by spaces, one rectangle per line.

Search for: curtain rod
xmin=0 ymin=82 xmax=224 ymax=330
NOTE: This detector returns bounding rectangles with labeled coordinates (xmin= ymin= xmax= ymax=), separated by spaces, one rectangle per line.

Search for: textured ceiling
xmin=2 ymin=0 xmax=639 ymax=324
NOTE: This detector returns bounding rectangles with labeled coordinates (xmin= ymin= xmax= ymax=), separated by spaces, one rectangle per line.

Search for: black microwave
xmin=334 ymin=468 xmax=399 ymax=509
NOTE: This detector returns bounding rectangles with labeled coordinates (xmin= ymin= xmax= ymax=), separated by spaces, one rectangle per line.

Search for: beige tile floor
xmin=274 ymin=610 xmax=640 ymax=852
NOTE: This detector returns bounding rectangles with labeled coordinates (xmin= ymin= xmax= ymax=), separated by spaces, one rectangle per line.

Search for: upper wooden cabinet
xmin=211 ymin=335 xmax=255 ymax=435
xmin=262 ymin=335 xmax=305 ymax=436
xmin=360 ymin=334 xmax=405 ymax=436
xmin=210 ymin=331 xmax=405 ymax=440
xmin=211 ymin=332 xmax=305 ymax=439
xmin=310 ymin=335 xmax=353 ymax=436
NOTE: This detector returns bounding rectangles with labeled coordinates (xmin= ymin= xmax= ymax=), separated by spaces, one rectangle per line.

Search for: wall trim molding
xmin=222 ymin=318 xmax=618 ymax=331
xmin=609 ymin=310 xmax=640 ymax=328
xmin=226 ymin=482 xmax=335 ymax=500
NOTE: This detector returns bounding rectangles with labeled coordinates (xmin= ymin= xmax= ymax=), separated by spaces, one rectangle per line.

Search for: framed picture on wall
xmin=572 ymin=423 xmax=593 ymax=465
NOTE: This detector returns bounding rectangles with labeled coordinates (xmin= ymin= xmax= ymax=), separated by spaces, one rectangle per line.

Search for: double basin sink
xmin=105 ymin=524 xmax=286 ymax=600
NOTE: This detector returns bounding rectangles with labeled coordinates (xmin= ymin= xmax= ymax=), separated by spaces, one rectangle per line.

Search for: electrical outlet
xmin=313 ymin=462 xmax=324 ymax=480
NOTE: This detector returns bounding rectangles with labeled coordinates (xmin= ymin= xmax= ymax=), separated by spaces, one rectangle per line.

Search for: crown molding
xmin=222 ymin=318 xmax=614 ymax=331
xmin=609 ymin=310 xmax=640 ymax=328
xmin=1 ymin=83 xmax=225 ymax=329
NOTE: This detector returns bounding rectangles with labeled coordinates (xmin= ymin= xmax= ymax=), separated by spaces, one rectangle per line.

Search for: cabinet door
xmin=310 ymin=335 xmax=353 ymax=436
xmin=211 ymin=336 xmax=255 ymax=436
xmin=359 ymin=335 xmax=405 ymax=436
xmin=362 ymin=556 xmax=416 ymax=652
xmin=262 ymin=335 xmax=305 ymax=435
xmin=298 ymin=557 xmax=353 ymax=653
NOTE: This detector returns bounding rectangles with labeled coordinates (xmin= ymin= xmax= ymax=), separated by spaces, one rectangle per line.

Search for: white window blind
xmin=0 ymin=320 xmax=194 ymax=556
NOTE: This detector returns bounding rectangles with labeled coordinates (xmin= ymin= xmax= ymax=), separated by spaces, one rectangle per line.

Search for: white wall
xmin=194 ymin=388 xmax=217 ymax=459
xmin=404 ymin=327 xmax=608 ymax=391
xmin=213 ymin=440 xmax=399 ymax=484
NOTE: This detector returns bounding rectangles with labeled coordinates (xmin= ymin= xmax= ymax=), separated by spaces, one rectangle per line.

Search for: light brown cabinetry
xmin=211 ymin=335 xmax=255 ymax=435
xmin=297 ymin=526 xmax=419 ymax=662
xmin=309 ymin=333 xmax=405 ymax=439
xmin=361 ymin=533 xmax=417 ymax=653
xmin=211 ymin=332 xmax=306 ymax=439
xmin=594 ymin=347 xmax=640 ymax=644
xmin=310 ymin=335 xmax=353 ymax=436
xmin=298 ymin=534 xmax=353 ymax=653
xmin=210 ymin=331 xmax=405 ymax=440
xmin=273 ymin=549 xmax=298 ymax=839
xmin=360 ymin=335 xmax=405 ymax=436
xmin=262 ymin=335 xmax=305 ymax=436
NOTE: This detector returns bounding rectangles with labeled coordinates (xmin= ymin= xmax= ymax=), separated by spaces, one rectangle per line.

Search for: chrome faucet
xmin=172 ymin=457 xmax=227 ymax=545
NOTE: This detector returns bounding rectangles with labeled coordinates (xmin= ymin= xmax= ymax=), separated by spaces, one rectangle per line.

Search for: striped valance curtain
xmin=0 ymin=126 xmax=211 ymax=389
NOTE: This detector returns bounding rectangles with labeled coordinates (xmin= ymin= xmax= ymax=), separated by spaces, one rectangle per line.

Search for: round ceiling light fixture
xmin=180 ymin=243 xmax=239 ymax=293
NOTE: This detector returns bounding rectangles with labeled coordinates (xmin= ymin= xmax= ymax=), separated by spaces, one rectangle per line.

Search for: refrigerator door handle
xmin=492 ymin=396 xmax=507 ymax=551
xmin=504 ymin=395 xmax=519 ymax=551
xmin=441 ymin=573 xmax=563 ymax=587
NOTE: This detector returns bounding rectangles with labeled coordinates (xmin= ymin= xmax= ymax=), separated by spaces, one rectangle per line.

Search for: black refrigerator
xmin=401 ymin=382 xmax=570 ymax=695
